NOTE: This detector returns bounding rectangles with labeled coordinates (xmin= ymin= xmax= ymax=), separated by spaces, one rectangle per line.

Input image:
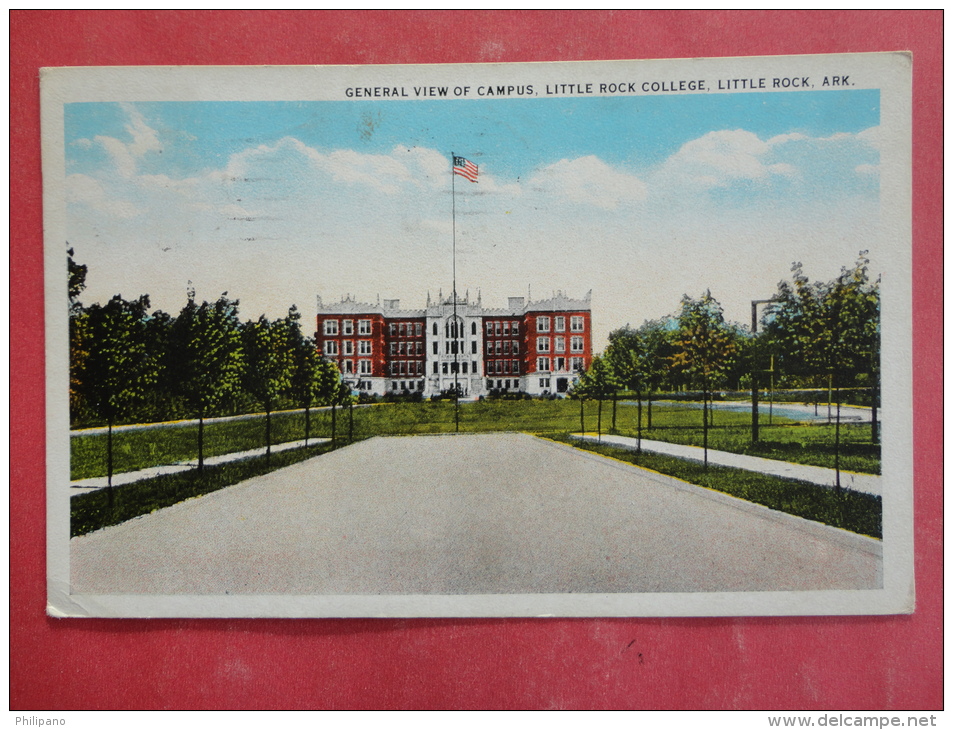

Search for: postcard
xmin=43 ymin=53 xmax=913 ymax=617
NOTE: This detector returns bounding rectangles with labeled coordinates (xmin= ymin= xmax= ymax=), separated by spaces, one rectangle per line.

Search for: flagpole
xmin=451 ymin=152 xmax=459 ymax=432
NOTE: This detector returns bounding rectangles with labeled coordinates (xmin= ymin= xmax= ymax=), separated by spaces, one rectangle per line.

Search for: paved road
xmin=573 ymin=434 xmax=881 ymax=496
xmin=71 ymin=433 xmax=881 ymax=596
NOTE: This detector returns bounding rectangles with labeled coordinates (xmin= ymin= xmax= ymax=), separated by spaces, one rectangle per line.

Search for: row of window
xmin=325 ymin=340 xmax=374 ymax=356
xmin=485 ymin=320 xmax=520 ymax=337
xmin=486 ymin=340 xmax=519 ymax=355
xmin=536 ymin=336 xmax=585 ymax=354
xmin=339 ymin=359 xmax=373 ymax=375
xmin=536 ymin=315 xmax=585 ymax=333
xmin=536 ymin=357 xmax=585 ymax=373
xmin=486 ymin=360 xmax=521 ymax=375
xmin=323 ymin=319 xmax=373 ymax=336
xmin=322 ymin=315 xmax=586 ymax=337
xmin=390 ymin=341 xmax=425 ymax=356
xmin=390 ymin=361 xmax=424 ymax=376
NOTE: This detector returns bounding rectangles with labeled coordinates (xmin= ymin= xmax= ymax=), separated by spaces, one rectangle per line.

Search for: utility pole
xmin=750 ymin=299 xmax=774 ymax=443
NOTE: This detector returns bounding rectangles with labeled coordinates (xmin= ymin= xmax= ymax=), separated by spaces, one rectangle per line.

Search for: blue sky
xmin=64 ymin=91 xmax=881 ymax=349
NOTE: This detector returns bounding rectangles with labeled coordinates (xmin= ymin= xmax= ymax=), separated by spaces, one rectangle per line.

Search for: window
xmin=344 ymin=360 xmax=353 ymax=374
xmin=555 ymin=337 xmax=565 ymax=353
xmin=416 ymin=323 xmax=423 ymax=337
xmin=471 ymin=341 xmax=477 ymax=354
xmin=536 ymin=316 xmax=550 ymax=332
xmin=503 ymin=360 xmax=510 ymax=374
xmin=398 ymin=342 xmax=406 ymax=356
xmin=433 ymin=342 xmax=438 ymax=355
xmin=462 ymin=362 xmax=468 ymax=374
xmin=359 ymin=359 xmax=372 ymax=374
xmin=399 ymin=323 xmax=406 ymax=337
xmin=417 ymin=342 xmax=424 ymax=355
xmin=539 ymin=378 xmax=551 ymax=389
xmin=358 ymin=319 xmax=371 ymax=335
xmin=486 ymin=322 xmax=494 ymax=335
xmin=324 ymin=340 xmax=338 ymax=356
xmin=343 ymin=340 xmax=354 ymax=355
xmin=537 ymin=357 xmax=550 ymax=372
xmin=389 ymin=342 xmax=397 ymax=356
xmin=512 ymin=360 xmax=520 ymax=375
xmin=389 ymin=323 xmax=397 ymax=336
xmin=495 ymin=341 xmax=503 ymax=355
xmin=511 ymin=321 xmax=519 ymax=335
xmin=571 ymin=316 xmax=585 ymax=332
xmin=555 ymin=316 xmax=566 ymax=332
xmin=358 ymin=340 xmax=372 ymax=355
xmin=512 ymin=342 xmax=519 ymax=355
xmin=471 ymin=322 xmax=477 ymax=335
xmin=571 ymin=336 xmax=584 ymax=353
xmin=537 ymin=337 xmax=550 ymax=353
xmin=343 ymin=320 xmax=353 ymax=335
xmin=503 ymin=341 xmax=510 ymax=355
xmin=556 ymin=357 xmax=566 ymax=372
xmin=442 ymin=362 xmax=448 ymax=374
xmin=571 ymin=357 xmax=584 ymax=372
xmin=503 ymin=321 xmax=510 ymax=336
xmin=433 ymin=322 xmax=438 ymax=336
xmin=433 ymin=361 xmax=439 ymax=374
xmin=495 ymin=321 xmax=502 ymax=336
xmin=323 ymin=320 xmax=338 ymax=335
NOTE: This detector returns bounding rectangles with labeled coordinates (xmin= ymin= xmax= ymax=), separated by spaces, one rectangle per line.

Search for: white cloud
xmin=66 ymin=173 xmax=142 ymax=219
xmin=92 ymin=103 xmax=163 ymax=179
xmin=527 ymin=155 xmax=647 ymax=209
xmin=661 ymin=129 xmax=795 ymax=189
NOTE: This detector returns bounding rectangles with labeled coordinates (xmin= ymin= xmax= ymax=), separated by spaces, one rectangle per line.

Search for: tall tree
xmin=242 ymin=312 xmax=296 ymax=460
xmin=605 ymin=326 xmax=656 ymax=451
xmin=671 ymin=291 xmax=738 ymax=468
xmin=169 ymin=291 xmax=245 ymax=470
xmin=763 ymin=253 xmax=881 ymax=481
xmin=68 ymin=247 xmax=90 ymax=424
xmin=290 ymin=335 xmax=341 ymax=446
xmin=80 ymin=294 xmax=160 ymax=490
xmin=574 ymin=354 xmax=619 ymax=442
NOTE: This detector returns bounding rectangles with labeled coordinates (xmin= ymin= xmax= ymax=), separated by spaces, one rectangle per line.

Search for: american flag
xmin=453 ymin=156 xmax=479 ymax=183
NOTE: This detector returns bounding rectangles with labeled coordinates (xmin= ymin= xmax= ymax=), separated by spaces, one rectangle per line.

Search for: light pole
xmin=750 ymin=299 xmax=774 ymax=443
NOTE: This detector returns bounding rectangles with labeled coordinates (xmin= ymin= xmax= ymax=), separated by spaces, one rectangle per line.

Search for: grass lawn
xmin=71 ymin=440 xmax=338 ymax=537
xmin=545 ymin=434 xmax=881 ymax=538
xmin=70 ymin=398 xmax=880 ymax=481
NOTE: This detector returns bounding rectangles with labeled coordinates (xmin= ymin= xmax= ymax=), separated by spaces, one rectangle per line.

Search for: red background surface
xmin=10 ymin=10 xmax=942 ymax=710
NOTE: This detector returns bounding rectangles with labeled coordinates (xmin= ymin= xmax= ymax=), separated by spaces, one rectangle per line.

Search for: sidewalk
xmin=571 ymin=433 xmax=881 ymax=497
xmin=70 ymin=438 xmax=329 ymax=495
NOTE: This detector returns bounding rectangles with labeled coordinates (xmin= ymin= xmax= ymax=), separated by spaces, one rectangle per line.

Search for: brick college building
xmin=315 ymin=290 xmax=593 ymax=397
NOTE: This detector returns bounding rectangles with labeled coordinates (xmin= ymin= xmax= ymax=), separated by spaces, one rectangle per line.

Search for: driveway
xmin=71 ymin=433 xmax=881 ymax=595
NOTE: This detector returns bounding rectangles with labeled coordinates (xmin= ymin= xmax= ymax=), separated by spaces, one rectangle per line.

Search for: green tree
xmin=605 ymin=324 xmax=667 ymax=451
xmin=169 ymin=291 xmax=245 ymax=470
xmin=671 ymin=291 xmax=738 ymax=467
xmin=242 ymin=314 xmax=296 ymax=460
xmin=574 ymin=354 xmax=620 ymax=441
xmin=763 ymin=253 xmax=881 ymax=479
xmin=290 ymin=334 xmax=340 ymax=446
xmin=68 ymin=248 xmax=90 ymax=424
xmin=80 ymin=294 xmax=160 ymax=490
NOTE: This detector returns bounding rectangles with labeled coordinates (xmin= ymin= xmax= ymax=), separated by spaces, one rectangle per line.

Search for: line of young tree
xmin=68 ymin=249 xmax=351 ymax=483
xmin=572 ymin=253 xmax=881 ymax=463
